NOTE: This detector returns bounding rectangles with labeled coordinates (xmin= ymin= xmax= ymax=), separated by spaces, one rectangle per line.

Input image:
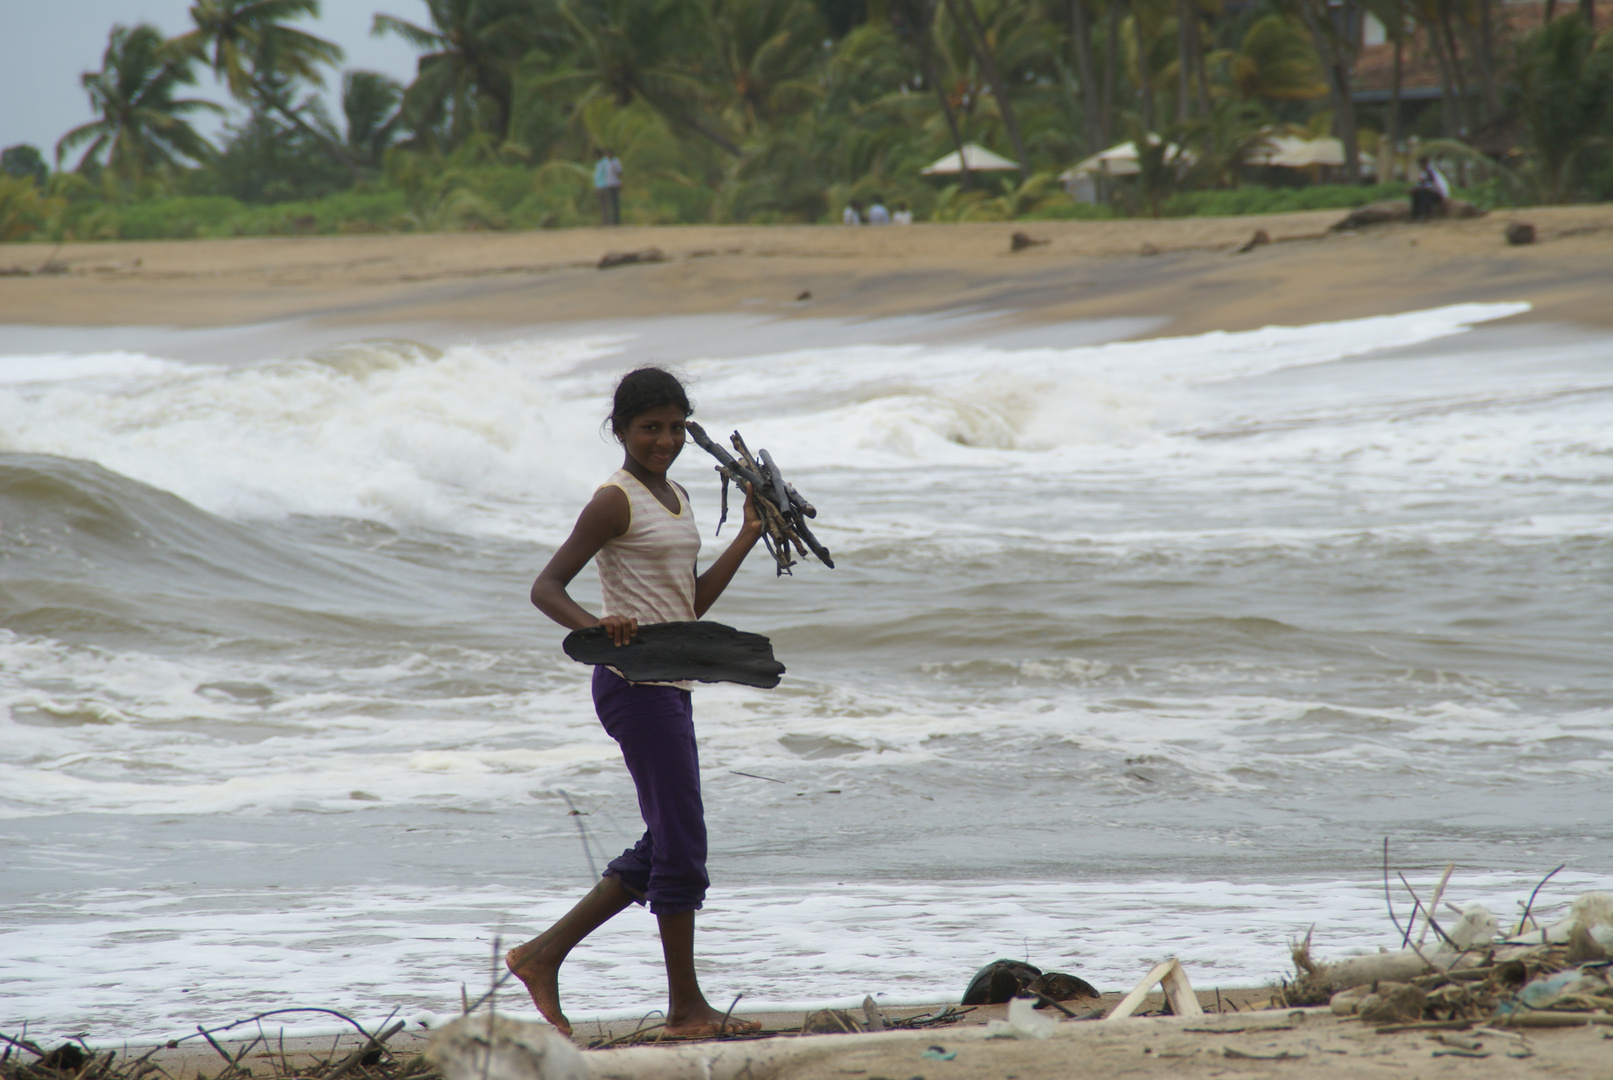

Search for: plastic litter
xmin=984 ymin=997 xmax=1058 ymax=1040
xmin=1439 ymin=903 xmax=1499 ymax=952
xmin=1518 ymin=964 xmax=1612 ymax=1009
xmin=1509 ymin=891 xmax=1613 ymax=948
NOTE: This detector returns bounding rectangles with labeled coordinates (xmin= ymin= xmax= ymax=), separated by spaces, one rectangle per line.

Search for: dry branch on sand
xmin=0 ymin=1014 xmax=434 ymax=1080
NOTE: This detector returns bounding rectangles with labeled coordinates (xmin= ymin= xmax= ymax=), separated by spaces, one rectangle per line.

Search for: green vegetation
xmin=5 ymin=0 xmax=1612 ymax=243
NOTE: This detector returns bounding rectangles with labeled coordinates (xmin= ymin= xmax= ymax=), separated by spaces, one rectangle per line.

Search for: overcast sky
xmin=0 ymin=0 xmax=426 ymax=164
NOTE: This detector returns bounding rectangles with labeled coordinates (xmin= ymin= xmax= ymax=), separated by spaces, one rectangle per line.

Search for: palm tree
xmin=1289 ymin=0 xmax=1364 ymax=180
xmin=342 ymin=70 xmax=406 ymax=166
xmin=709 ymin=0 xmax=826 ymax=131
xmin=372 ymin=0 xmax=538 ymax=146
xmin=939 ymin=0 xmax=1033 ymax=180
xmin=1228 ymin=14 xmax=1326 ymax=102
xmin=890 ymin=0 xmax=973 ymax=186
xmin=538 ymin=0 xmax=742 ymax=155
xmin=56 ymin=23 xmax=221 ymax=179
xmin=167 ymin=0 xmax=356 ymax=171
xmin=1513 ymin=14 xmax=1613 ymax=202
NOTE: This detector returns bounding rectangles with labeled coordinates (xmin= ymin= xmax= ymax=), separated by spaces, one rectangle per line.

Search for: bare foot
xmin=505 ymin=939 xmax=571 ymax=1038
xmin=663 ymin=1004 xmax=763 ymax=1039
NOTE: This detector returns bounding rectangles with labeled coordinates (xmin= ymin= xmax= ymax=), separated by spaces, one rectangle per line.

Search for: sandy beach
xmin=3 ymin=206 xmax=1611 ymax=337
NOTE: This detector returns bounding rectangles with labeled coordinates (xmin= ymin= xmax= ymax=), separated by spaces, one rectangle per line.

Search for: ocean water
xmin=2 ymin=303 xmax=1611 ymax=1042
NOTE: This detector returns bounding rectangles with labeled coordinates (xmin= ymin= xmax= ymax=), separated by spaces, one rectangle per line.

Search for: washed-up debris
xmin=2 ymin=1010 xmax=431 ymax=1080
xmin=1236 ymin=229 xmax=1271 ymax=253
xmin=1222 ymin=1047 xmax=1305 ymax=1061
xmin=597 ymin=249 xmax=665 ymax=269
xmin=1506 ymin=222 xmax=1537 ymax=245
xmin=960 ymin=959 xmax=1097 ymax=1008
xmin=962 ymin=959 xmax=1042 ymax=1004
xmin=1283 ymin=848 xmax=1613 ymax=1032
xmin=1027 ymin=971 xmax=1099 ymax=1005
xmin=802 ymin=1008 xmax=865 ymax=1034
xmin=1105 ymin=958 xmax=1203 ymax=1021
xmin=983 ymin=998 xmax=1057 ymax=1040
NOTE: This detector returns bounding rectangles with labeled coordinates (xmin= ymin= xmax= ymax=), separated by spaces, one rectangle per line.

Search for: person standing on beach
xmin=866 ymin=197 xmax=890 ymax=225
xmin=506 ymin=367 xmax=766 ymax=1039
xmin=593 ymin=150 xmax=612 ymax=226
xmin=842 ymin=201 xmax=863 ymax=224
xmin=605 ymin=149 xmax=623 ymax=225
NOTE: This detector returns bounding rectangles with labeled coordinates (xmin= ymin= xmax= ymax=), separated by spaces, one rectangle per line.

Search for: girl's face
xmin=618 ymin=405 xmax=687 ymax=476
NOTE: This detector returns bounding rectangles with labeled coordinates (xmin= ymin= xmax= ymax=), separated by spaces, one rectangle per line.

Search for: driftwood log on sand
xmin=428 ymin=1014 xmax=1022 ymax=1080
xmin=1330 ymin=198 xmax=1486 ymax=231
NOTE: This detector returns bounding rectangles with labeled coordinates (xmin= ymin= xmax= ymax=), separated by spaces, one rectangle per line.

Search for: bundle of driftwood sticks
xmin=686 ymin=422 xmax=833 ymax=576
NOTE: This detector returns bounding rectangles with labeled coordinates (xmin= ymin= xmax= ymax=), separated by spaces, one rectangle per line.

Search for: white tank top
xmin=595 ymin=469 xmax=701 ymax=626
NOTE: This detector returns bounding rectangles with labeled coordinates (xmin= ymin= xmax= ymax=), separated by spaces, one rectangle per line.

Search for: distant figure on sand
xmin=866 ymin=197 xmax=890 ymax=225
xmin=506 ymin=367 xmax=767 ymax=1039
xmin=1410 ymin=156 xmax=1449 ymax=221
xmin=893 ymin=201 xmax=913 ymax=225
xmin=842 ymin=201 xmax=862 ymax=225
xmin=606 ymin=150 xmax=623 ymax=223
xmin=594 ymin=149 xmax=621 ymax=226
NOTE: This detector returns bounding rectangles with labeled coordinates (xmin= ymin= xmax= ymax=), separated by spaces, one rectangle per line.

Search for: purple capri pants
xmin=593 ymin=666 xmax=709 ymax=915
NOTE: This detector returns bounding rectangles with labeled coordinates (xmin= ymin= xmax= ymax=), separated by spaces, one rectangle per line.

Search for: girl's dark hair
xmin=608 ymin=366 xmax=692 ymax=435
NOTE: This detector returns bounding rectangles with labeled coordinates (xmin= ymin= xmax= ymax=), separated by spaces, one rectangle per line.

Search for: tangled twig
xmin=685 ymin=423 xmax=833 ymax=576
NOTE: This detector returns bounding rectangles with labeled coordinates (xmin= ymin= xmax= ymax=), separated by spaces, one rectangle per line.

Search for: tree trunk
xmin=1133 ymin=1 xmax=1155 ymax=132
xmin=1387 ymin=31 xmax=1402 ymax=180
xmin=1100 ymin=0 xmax=1118 ymax=147
xmin=1424 ymin=8 xmax=1460 ymax=136
xmin=1435 ymin=0 xmax=1471 ymax=135
xmin=1545 ymin=0 xmax=1556 ymax=21
xmin=1295 ymin=0 xmax=1361 ymax=182
xmin=1582 ymin=0 xmax=1596 ymax=29
xmin=1192 ymin=7 xmax=1212 ymax=123
xmin=1071 ymin=0 xmax=1101 ymax=153
xmin=1476 ymin=0 xmax=1499 ymax=118
xmin=921 ymin=0 xmax=973 ymax=188
xmin=1175 ymin=0 xmax=1192 ymax=121
xmin=253 ymin=76 xmax=364 ymax=179
xmin=944 ymin=0 xmax=1033 ymax=181
xmin=1452 ymin=0 xmax=1495 ymax=123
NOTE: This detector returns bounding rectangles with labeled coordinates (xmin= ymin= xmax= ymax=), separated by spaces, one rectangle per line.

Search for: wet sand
xmin=3 ymin=206 xmax=1611 ymax=339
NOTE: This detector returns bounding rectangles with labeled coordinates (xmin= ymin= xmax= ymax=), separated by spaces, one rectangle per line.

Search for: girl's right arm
xmin=531 ymin=486 xmax=639 ymax=645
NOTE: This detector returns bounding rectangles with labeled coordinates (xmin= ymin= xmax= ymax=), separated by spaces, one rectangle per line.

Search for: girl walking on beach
xmin=506 ymin=367 xmax=765 ymax=1039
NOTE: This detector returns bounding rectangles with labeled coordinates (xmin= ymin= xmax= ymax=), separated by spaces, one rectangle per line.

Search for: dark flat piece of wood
xmin=563 ymin=621 xmax=785 ymax=689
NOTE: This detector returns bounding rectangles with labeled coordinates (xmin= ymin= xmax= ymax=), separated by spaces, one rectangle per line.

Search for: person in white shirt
xmin=866 ymin=197 xmax=890 ymax=224
xmin=893 ymin=201 xmax=914 ymax=225
xmin=1411 ymin=156 xmax=1450 ymax=221
xmin=842 ymin=202 xmax=862 ymax=224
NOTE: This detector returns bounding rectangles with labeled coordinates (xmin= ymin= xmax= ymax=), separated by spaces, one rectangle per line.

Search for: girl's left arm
xmin=693 ymin=484 xmax=764 ymax=617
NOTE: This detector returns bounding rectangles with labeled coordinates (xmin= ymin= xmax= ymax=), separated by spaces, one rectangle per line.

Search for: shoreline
xmin=3 ymin=206 xmax=1612 ymax=341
